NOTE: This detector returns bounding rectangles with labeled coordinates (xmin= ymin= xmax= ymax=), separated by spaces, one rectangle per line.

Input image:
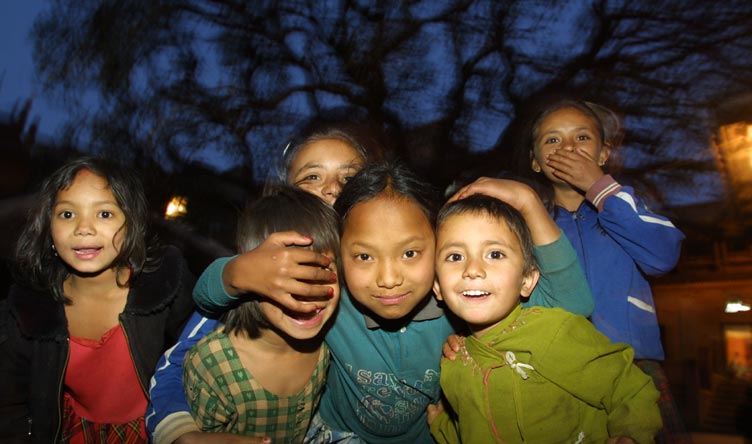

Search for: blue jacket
xmin=556 ymin=175 xmax=685 ymax=360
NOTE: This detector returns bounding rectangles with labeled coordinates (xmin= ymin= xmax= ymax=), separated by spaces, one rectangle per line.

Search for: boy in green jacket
xmin=428 ymin=194 xmax=661 ymax=444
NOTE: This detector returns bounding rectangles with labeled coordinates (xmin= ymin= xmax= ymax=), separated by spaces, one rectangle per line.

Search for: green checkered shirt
xmin=183 ymin=328 xmax=329 ymax=443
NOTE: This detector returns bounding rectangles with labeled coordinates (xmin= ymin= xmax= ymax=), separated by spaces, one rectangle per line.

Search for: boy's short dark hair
xmin=221 ymin=185 xmax=340 ymax=337
xmin=437 ymin=194 xmax=538 ymax=276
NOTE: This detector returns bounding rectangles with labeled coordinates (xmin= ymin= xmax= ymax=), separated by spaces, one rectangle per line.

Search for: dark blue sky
xmin=0 ymin=1 xmax=67 ymax=140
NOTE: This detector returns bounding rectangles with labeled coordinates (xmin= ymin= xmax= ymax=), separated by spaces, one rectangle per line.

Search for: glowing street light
xmin=165 ymin=196 xmax=188 ymax=219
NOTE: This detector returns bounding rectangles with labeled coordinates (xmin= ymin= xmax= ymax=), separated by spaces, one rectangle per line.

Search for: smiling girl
xmin=0 ymin=157 xmax=195 ymax=444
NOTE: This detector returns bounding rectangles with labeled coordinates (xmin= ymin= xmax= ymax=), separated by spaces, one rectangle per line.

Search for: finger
xmin=442 ymin=342 xmax=457 ymax=360
xmin=283 ymin=248 xmax=333 ymax=269
xmin=266 ymin=230 xmax=316 ymax=248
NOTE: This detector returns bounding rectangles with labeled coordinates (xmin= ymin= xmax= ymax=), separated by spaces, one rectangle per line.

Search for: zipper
xmin=120 ymin=315 xmax=148 ymax=395
xmin=52 ymin=336 xmax=70 ymax=444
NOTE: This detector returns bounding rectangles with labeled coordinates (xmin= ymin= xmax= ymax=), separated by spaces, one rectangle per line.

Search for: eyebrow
xmin=292 ymin=160 xmax=362 ymax=176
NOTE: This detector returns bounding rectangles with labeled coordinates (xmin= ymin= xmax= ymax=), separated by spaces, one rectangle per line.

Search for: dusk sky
xmin=1 ymin=1 xmax=69 ymax=140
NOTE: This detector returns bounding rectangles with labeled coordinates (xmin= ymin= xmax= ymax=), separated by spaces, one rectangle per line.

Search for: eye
xmin=99 ymin=210 xmax=114 ymax=219
xmin=577 ymin=134 xmax=591 ymax=141
xmin=295 ymin=174 xmax=320 ymax=185
xmin=356 ymin=253 xmax=372 ymax=261
xmin=445 ymin=253 xmax=463 ymax=262
xmin=403 ymin=250 xmax=418 ymax=259
xmin=544 ymin=137 xmax=559 ymax=144
xmin=488 ymin=250 xmax=505 ymax=260
xmin=58 ymin=210 xmax=74 ymax=219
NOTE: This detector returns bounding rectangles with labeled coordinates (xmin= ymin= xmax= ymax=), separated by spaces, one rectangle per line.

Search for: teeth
xmin=462 ymin=290 xmax=489 ymax=297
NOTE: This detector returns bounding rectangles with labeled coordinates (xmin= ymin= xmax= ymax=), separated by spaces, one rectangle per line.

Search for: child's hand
xmin=448 ymin=177 xmax=539 ymax=215
xmin=426 ymin=400 xmax=445 ymax=425
xmin=448 ymin=177 xmax=561 ymax=245
xmin=223 ymin=231 xmax=338 ymax=314
xmin=175 ymin=431 xmax=272 ymax=443
xmin=442 ymin=334 xmax=463 ymax=361
xmin=545 ymin=147 xmax=605 ymax=193
xmin=605 ymin=437 xmax=637 ymax=444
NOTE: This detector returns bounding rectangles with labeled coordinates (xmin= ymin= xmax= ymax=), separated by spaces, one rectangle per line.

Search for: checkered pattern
xmin=61 ymin=396 xmax=146 ymax=444
xmin=184 ymin=328 xmax=328 ymax=443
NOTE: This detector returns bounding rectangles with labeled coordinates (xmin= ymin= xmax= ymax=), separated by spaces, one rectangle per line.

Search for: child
xmin=0 ymin=157 xmax=195 ymax=444
xmin=146 ymin=116 xmax=382 ymax=444
xmin=189 ymin=160 xmax=593 ymax=444
xmin=429 ymin=194 xmax=662 ymax=443
xmin=183 ymin=186 xmax=340 ymax=442
xmin=525 ymin=97 xmax=687 ymax=441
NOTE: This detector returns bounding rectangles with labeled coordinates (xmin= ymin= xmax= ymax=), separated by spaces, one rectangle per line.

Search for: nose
xmin=376 ymin=259 xmax=403 ymax=289
xmin=462 ymin=256 xmax=486 ymax=279
xmin=561 ymin=136 xmax=575 ymax=152
xmin=320 ymin=177 xmax=342 ymax=206
xmin=74 ymin=215 xmax=96 ymax=236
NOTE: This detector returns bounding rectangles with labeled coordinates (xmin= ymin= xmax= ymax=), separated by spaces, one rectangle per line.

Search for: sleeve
xmin=146 ymin=311 xmax=220 ymax=444
xmin=182 ymin=338 xmax=235 ymax=432
xmin=193 ymin=256 xmax=241 ymax=316
xmin=588 ymin=176 xmax=685 ymax=276
xmin=538 ymin=314 xmax=662 ymax=443
xmin=523 ymin=234 xmax=594 ymax=317
xmin=429 ymin=410 xmax=461 ymax=444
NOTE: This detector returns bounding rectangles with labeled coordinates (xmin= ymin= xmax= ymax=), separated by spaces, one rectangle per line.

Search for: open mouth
xmin=462 ymin=290 xmax=490 ymax=298
xmin=73 ymin=247 xmax=103 ymax=259
xmin=285 ymin=307 xmax=327 ymax=326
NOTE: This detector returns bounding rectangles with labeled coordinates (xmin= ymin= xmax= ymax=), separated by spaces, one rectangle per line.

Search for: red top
xmin=64 ymin=323 xmax=147 ymax=427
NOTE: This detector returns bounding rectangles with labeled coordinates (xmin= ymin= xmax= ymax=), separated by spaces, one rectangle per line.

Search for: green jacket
xmin=430 ymin=305 xmax=661 ymax=444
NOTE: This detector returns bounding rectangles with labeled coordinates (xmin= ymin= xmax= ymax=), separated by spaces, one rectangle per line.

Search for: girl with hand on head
xmin=147 ymin=115 xmax=383 ymax=444
xmin=183 ymin=186 xmax=341 ymax=443
xmin=0 ymin=157 xmax=196 ymax=444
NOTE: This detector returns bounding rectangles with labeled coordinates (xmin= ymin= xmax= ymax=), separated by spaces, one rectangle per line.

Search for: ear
xmin=433 ymin=279 xmax=444 ymax=301
xmin=598 ymin=143 xmax=611 ymax=167
xmin=531 ymin=157 xmax=542 ymax=173
xmin=520 ymin=269 xmax=540 ymax=298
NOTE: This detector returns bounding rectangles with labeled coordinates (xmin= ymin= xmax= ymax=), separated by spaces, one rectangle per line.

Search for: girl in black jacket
xmin=0 ymin=157 xmax=195 ymax=444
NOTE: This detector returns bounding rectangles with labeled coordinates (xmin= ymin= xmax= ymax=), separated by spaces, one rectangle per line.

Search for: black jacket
xmin=0 ymin=246 xmax=196 ymax=444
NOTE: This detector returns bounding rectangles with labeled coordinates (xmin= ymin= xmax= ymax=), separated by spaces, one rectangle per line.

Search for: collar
xmin=8 ymin=246 xmax=189 ymax=339
xmin=363 ymin=294 xmax=445 ymax=329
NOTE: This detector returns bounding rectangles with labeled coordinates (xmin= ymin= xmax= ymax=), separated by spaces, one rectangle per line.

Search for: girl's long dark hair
xmin=13 ymin=157 xmax=157 ymax=303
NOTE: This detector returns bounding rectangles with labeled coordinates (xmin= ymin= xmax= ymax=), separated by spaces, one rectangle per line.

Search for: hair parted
xmin=13 ymin=156 xmax=156 ymax=303
xmin=333 ymin=159 xmax=440 ymax=229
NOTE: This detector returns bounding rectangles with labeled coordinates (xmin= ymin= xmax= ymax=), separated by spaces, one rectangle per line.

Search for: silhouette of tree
xmin=32 ymin=0 xmax=752 ymax=205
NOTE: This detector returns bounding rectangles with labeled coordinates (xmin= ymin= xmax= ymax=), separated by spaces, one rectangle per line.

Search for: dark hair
xmin=275 ymin=112 xmax=386 ymax=184
xmin=13 ymin=157 xmax=154 ymax=303
xmin=221 ymin=185 xmax=340 ymax=337
xmin=437 ymin=194 xmax=538 ymax=276
xmin=334 ymin=159 xmax=440 ymax=229
xmin=513 ymin=97 xmax=623 ymax=210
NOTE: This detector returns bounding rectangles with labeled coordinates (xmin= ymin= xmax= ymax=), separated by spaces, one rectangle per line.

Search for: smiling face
xmin=288 ymin=138 xmax=365 ymax=206
xmin=434 ymin=212 xmax=539 ymax=337
xmin=531 ymin=106 xmax=610 ymax=184
xmin=259 ymin=252 xmax=341 ymax=340
xmin=50 ymin=169 xmax=126 ymax=278
xmin=340 ymin=193 xmax=436 ymax=321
